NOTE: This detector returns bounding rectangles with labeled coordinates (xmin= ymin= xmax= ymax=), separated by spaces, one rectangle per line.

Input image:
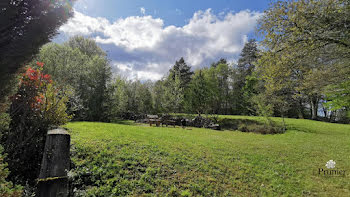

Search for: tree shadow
xmin=218 ymin=118 xmax=261 ymax=131
xmin=111 ymin=119 xmax=138 ymax=126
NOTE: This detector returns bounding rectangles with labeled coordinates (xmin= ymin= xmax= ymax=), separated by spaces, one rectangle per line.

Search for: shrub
xmin=218 ymin=118 xmax=260 ymax=130
xmin=0 ymin=113 xmax=11 ymax=134
xmin=217 ymin=118 xmax=284 ymax=134
xmin=238 ymin=123 xmax=284 ymax=134
xmin=1 ymin=62 xmax=71 ymax=185
xmin=0 ymin=146 xmax=22 ymax=197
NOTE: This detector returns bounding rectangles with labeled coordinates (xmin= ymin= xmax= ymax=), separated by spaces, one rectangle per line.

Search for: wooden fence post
xmin=37 ymin=128 xmax=71 ymax=197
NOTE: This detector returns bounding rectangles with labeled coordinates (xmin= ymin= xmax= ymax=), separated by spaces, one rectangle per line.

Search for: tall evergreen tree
xmin=237 ymin=39 xmax=259 ymax=78
xmin=211 ymin=58 xmax=228 ymax=68
xmin=233 ymin=39 xmax=259 ymax=115
xmin=166 ymin=57 xmax=194 ymax=112
xmin=169 ymin=57 xmax=194 ymax=88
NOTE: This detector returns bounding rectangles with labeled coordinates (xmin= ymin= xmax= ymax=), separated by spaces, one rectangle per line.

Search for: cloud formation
xmin=59 ymin=9 xmax=262 ymax=81
xmin=140 ymin=7 xmax=146 ymax=15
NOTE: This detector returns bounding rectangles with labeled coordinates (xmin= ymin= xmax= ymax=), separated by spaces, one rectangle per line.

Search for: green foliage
xmin=181 ymin=60 xmax=234 ymax=116
xmin=110 ymin=76 xmax=128 ymax=116
xmin=152 ymin=80 xmax=167 ymax=113
xmin=163 ymin=58 xmax=194 ymax=112
xmin=251 ymin=93 xmax=276 ymax=127
xmin=205 ymin=62 xmax=232 ymax=114
xmin=0 ymin=146 xmax=22 ymax=197
xmin=323 ymin=80 xmax=350 ymax=121
xmin=184 ymin=70 xmax=211 ymax=115
xmin=65 ymin=117 xmax=350 ymax=196
xmin=0 ymin=113 xmax=11 ymax=134
xmin=169 ymin=57 xmax=194 ymax=89
xmin=324 ymin=81 xmax=350 ymax=111
xmin=163 ymin=74 xmax=184 ymax=113
xmin=2 ymin=63 xmax=71 ymax=185
xmin=35 ymin=36 xmax=112 ymax=121
xmin=233 ymin=39 xmax=260 ymax=115
xmin=42 ymin=84 xmax=72 ymax=125
xmin=110 ymin=76 xmax=155 ymax=117
xmin=137 ymin=83 xmax=154 ymax=114
xmin=257 ymin=0 xmax=350 ymax=120
xmin=237 ymin=39 xmax=258 ymax=77
xmin=65 ymin=35 xmax=106 ymax=57
xmin=242 ymin=72 xmax=260 ymax=114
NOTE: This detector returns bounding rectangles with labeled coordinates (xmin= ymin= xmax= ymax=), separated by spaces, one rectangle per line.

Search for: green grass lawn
xmin=65 ymin=116 xmax=350 ymax=196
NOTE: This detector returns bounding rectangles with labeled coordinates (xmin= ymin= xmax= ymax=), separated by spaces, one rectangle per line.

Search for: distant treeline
xmin=5 ymin=0 xmax=347 ymax=124
xmin=34 ymin=32 xmax=349 ymax=123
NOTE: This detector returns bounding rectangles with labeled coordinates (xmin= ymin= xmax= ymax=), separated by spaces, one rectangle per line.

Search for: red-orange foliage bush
xmin=1 ymin=62 xmax=71 ymax=185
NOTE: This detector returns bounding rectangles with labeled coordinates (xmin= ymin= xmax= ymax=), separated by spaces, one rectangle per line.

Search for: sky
xmin=56 ymin=0 xmax=272 ymax=81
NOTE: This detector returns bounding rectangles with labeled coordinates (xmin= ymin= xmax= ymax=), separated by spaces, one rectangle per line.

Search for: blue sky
xmin=57 ymin=0 xmax=272 ymax=80
xmin=73 ymin=0 xmax=271 ymax=26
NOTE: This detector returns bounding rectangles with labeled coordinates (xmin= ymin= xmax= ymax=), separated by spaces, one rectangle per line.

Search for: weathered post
xmin=37 ymin=128 xmax=70 ymax=197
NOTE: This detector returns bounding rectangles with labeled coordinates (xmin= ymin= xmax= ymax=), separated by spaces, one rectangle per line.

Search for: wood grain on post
xmin=37 ymin=128 xmax=70 ymax=197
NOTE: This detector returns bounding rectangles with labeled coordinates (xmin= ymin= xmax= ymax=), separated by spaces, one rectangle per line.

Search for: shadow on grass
xmin=110 ymin=119 xmax=138 ymax=126
xmin=285 ymin=125 xmax=316 ymax=133
xmin=218 ymin=118 xmax=285 ymax=134
xmin=218 ymin=118 xmax=261 ymax=131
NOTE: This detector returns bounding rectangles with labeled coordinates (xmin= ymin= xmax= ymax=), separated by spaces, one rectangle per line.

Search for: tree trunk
xmin=297 ymin=99 xmax=304 ymax=119
xmin=310 ymin=96 xmax=319 ymax=120
xmin=329 ymin=110 xmax=335 ymax=122
xmin=322 ymin=106 xmax=328 ymax=119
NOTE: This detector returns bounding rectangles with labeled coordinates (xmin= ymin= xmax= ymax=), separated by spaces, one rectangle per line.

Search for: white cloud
xmin=59 ymin=11 xmax=110 ymax=36
xmin=59 ymin=9 xmax=262 ymax=81
xmin=140 ymin=7 xmax=146 ymax=15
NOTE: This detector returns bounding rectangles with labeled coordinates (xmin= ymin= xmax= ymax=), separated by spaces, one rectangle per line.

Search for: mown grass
xmin=64 ymin=116 xmax=350 ymax=196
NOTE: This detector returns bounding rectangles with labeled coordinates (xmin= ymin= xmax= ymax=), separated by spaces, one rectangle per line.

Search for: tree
xmin=258 ymin=0 xmax=349 ymax=58
xmin=110 ymin=76 xmax=129 ymax=117
xmin=257 ymin=0 xmax=350 ymax=120
xmin=110 ymin=79 xmax=154 ymax=116
xmin=324 ymin=80 xmax=350 ymax=122
xmin=237 ymin=39 xmax=259 ymax=78
xmin=169 ymin=57 xmax=194 ymax=88
xmin=152 ymin=80 xmax=166 ymax=113
xmin=166 ymin=58 xmax=194 ymax=112
xmin=163 ymin=74 xmax=183 ymax=113
xmin=233 ymin=39 xmax=259 ymax=115
xmin=185 ymin=70 xmax=211 ymax=115
xmin=65 ymin=35 xmax=106 ymax=57
xmin=205 ymin=60 xmax=231 ymax=114
xmin=0 ymin=0 xmax=75 ymax=103
xmin=241 ymin=71 xmax=261 ymax=115
xmin=137 ymin=83 xmax=154 ymax=114
xmin=35 ymin=36 xmax=112 ymax=121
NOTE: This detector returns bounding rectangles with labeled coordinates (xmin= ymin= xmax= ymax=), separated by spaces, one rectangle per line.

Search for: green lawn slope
xmin=65 ymin=116 xmax=350 ymax=196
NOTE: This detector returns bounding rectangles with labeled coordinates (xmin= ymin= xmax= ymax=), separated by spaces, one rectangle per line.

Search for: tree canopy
xmin=257 ymin=0 xmax=350 ymax=120
xmin=0 ymin=0 xmax=75 ymax=103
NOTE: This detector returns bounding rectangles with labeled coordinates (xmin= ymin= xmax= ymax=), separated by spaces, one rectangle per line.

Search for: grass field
xmin=64 ymin=116 xmax=350 ymax=196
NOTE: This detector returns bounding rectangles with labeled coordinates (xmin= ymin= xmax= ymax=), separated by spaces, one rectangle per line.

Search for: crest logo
xmin=318 ymin=160 xmax=346 ymax=176
xmin=325 ymin=160 xmax=336 ymax=169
